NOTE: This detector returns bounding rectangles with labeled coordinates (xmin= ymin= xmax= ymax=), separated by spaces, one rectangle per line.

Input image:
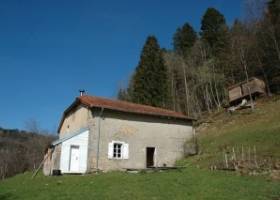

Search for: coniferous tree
xmin=130 ymin=36 xmax=170 ymax=108
xmin=200 ymin=7 xmax=231 ymax=85
xmin=117 ymin=88 xmax=130 ymax=101
xmin=200 ymin=8 xmax=229 ymax=56
xmin=172 ymin=23 xmax=197 ymax=114
xmin=173 ymin=23 xmax=197 ymax=58
xmin=267 ymin=0 xmax=280 ymax=64
xmin=257 ymin=0 xmax=280 ymax=92
xmin=268 ymin=0 xmax=280 ymax=26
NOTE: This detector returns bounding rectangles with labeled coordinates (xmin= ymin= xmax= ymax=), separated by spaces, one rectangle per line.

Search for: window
xmin=113 ymin=143 xmax=122 ymax=158
xmin=108 ymin=141 xmax=129 ymax=160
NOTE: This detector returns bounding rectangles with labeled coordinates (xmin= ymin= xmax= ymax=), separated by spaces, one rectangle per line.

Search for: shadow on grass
xmin=0 ymin=192 xmax=17 ymax=200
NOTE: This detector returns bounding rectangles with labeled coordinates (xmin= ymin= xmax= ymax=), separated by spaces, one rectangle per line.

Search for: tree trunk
xmin=204 ymin=85 xmax=212 ymax=113
xmin=271 ymin=26 xmax=280 ymax=63
xmin=171 ymin=72 xmax=176 ymax=111
xmin=240 ymin=48 xmax=254 ymax=110
xmin=183 ymin=64 xmax=190 ymax=116
xmin=256 ymin=52 xmax=272 ymax=96
xmin=212 ymin=63 xmax=222 ymax=108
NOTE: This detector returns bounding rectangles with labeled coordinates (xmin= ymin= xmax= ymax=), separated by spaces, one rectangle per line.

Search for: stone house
xmin=44 ymin=94 xmax=195 ymax=175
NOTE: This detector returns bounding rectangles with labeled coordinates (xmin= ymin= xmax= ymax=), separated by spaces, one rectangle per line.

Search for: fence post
xmin=224 ymin=151 xmax=229 ymax=169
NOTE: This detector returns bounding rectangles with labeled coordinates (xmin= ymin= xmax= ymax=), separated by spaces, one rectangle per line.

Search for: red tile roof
xmin=80 ymin=95 xmax=192 ymax=119
xmin=58 ymin=95 xmax=194 ymax=132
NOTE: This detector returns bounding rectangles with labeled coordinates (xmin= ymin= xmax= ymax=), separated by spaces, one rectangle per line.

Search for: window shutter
xmin=123 ymin=143 xmax=129 ymax=159
xmin=108 ymin=142 xmax=113 ymax=159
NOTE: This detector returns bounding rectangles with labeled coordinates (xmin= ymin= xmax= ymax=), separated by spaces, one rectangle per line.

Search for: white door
xmin=69 ymin=146 xmax=80 ymax=172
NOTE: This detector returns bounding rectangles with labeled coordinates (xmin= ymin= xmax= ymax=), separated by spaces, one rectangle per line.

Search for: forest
xmin=118 ymin=0 xmax=280 ymax=118
xmin=0 ymin=127 xmax=54 ymax=179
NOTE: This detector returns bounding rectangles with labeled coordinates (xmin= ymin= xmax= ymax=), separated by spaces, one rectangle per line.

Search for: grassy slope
xmin=189 ymin=96 xmax=280 ymax=168
xmin=0 ymin=168 xmax=279 ymax=200
xmin=1 ymin=97 xmax=280 ymax=200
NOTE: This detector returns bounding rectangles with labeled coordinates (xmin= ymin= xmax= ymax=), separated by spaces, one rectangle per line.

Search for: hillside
xmin=187 ymin=96 xmax=280 ymax=176
xmin=0 ymin=128 xmax=55 ymax=179
xmin=0 ymin=97 xmax=280 ymax=199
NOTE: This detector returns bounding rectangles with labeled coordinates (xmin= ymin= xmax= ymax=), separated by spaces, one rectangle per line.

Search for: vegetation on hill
xmin=186 ymin=96 xmax=280 ymax=178
xmin=0 ymin=98 xmax=280 ymax=199
xmin=118 ymin=0 xmax=280 ymax=119
xmin=0 ymin=128 xmax=55 ymax=179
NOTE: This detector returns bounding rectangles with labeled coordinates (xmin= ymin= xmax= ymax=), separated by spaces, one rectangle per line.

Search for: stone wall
xmin=88 ymin=109 xmax=193 ymax=171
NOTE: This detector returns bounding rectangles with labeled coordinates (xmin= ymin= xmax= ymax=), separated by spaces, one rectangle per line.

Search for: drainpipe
xmin=96 ymin=107 xmax=104 ymax=172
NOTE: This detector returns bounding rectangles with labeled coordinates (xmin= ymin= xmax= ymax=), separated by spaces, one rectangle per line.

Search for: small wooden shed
xmin=228 ymin=77 xmax=266 ymax=105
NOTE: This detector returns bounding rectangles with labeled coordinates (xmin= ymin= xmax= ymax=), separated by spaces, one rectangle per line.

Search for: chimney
xmin=79 ymin=89 xmax=85 ymax=96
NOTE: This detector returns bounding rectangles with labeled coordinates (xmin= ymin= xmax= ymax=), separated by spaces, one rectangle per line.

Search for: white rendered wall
xmin=60 ymin=130 xmax=89 ymax=173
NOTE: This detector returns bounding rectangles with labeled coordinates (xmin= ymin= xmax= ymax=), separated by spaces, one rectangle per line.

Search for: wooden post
xmin=224 ymin=152 xmax=229 ymax=169
xmin=241 ymin=145 xmax=244 ymax=161
xmin=254 ymin=146 xmax=258 ymax=168
xmin=248 ymin=146 xmax=251 ymax=164
xmin=232 ymin=147 xmax=236 ymax=161
xmin=31 ymin=149 xmax=52 ymax=179
xmin=236 ymin=146 xmax=239 ymax=161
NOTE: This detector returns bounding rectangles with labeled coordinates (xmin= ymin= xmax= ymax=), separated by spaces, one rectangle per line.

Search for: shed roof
xmin=58 ymin=95 xmax=194 ymax=133
xmin=228 ymin=77 xmax=262 ymax=90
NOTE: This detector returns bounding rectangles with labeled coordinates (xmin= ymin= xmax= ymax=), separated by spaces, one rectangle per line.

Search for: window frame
xmin=108 ymin=140 xmax=129 ymax=160
xmin=113 ymin=142 xmax=123 ymax=159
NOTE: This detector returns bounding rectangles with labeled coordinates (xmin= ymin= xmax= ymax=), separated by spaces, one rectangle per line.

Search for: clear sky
xmin=0 ymin=0 xmax=243 ymax=132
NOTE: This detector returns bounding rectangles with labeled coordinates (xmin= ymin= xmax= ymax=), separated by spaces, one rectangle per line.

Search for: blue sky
xmin=0 ymin=0 xmax=243 ymax=132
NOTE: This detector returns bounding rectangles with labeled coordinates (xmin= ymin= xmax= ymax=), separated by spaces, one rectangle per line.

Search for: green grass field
xmin=0 ymin=167 xmax=279 ymax=200
xmin=1 ymin=96 xmax=280 ymax=200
